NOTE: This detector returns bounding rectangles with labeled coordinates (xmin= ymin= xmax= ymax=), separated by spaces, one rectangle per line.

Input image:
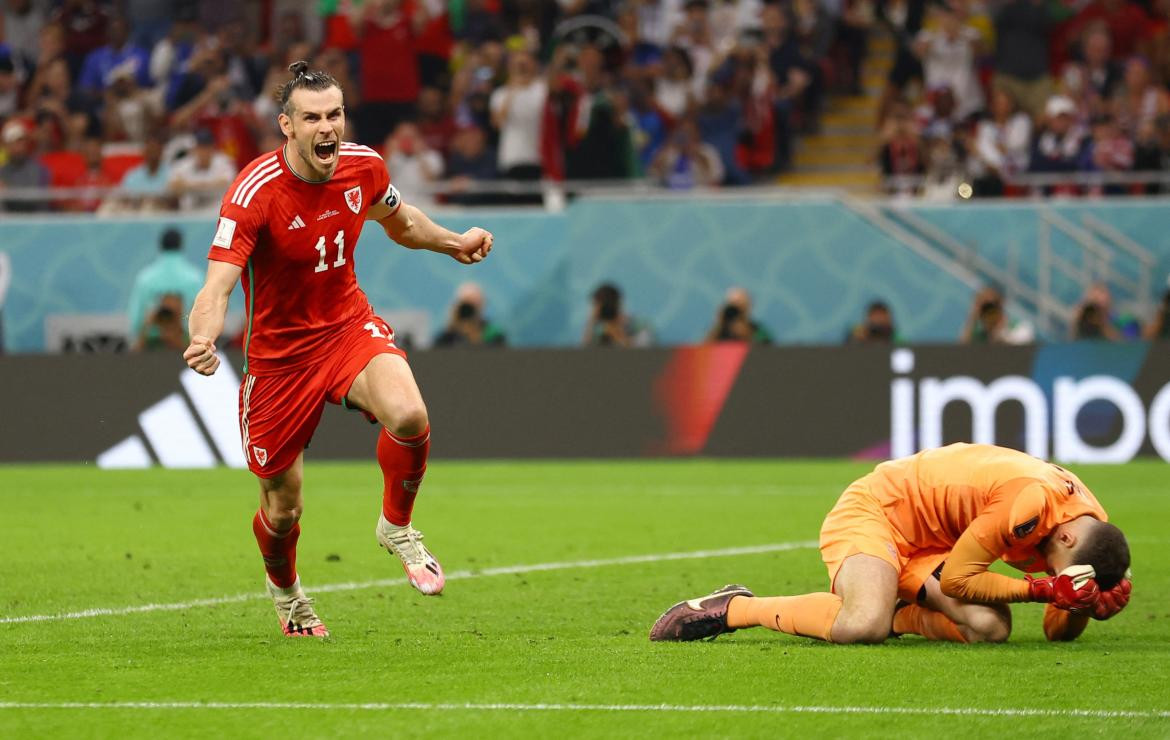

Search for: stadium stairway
xmin=779 ymin=33 xmax=892 ymax=193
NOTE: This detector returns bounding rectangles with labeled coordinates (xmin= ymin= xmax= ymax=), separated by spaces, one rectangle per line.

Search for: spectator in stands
xmin=166 ymin=127 xmax=235 ymax=212
xmin=697 ymin=62 xmax=749 ymax=184
xmin=648 ymin=117 xmax=724 ymax=188
xmin=915 ymin=3 xmax=985 ymax=121
xmin=969 ymin=88 xmax=1032 ymax=196
xmin=920 ymin=131 xmax=965 ymax=200
xmin=705 ymin=287 xmax=774 ymax=343
xmin=1030 ymin=94 xmax=1089 ymax=182
xmin=1062 ymin=24 xmax=1120 ymax=120
xmin=0 ymin=118 xmax=49 ymax=212
xmin=114 ymin=132 xmax=171 ymax=212
xmin=847 ymin=300 xmax=899 ymax=343
xmin=67 ymin=127 xmax=114 ymax=212
xmin=383 ymin=121 xmax=443 ymax=207
xmin=673 ymin=0 xmax=717 ymax=102
xmin=127 ymin=227 xmax=202 ymax=352
xmin=584 ymin=282 xmax=654 ymax=347
xmin=356 ymin=0 xmax=426 ymax=145
xmin=490 ymin=48 xmax=547 ymax=181
xmin=566 ymin=44 xmax=635 ymax=180
xmin=1112 ymin=56 xmax=1169 ymax=137
xmin=3 ymin=0 xmax=46 ymax=72
xmin=51 ymin=0 xmax=110 ymax=80
xmin=877 ymin=0 xmax=927 ymax=126
xmin=656 ymin=45 xmax=697 ymax=120
xmin=0 ymin=45 xmax=18 ymax=120
xmin=148 ymin=8 xmax=199 ymax=107
xmin=77 ymin=14 xmax=151 ymax=101
xmin=1064 ymin=0 xmax=1149 ymax=62
xmin=960 ymin=286 xmax=1034 ymax=343
xmin=434 ymin=282 xmax=507 ymax=347
xmin=1081 ymin=113 xmax=1134 ymax=194
xmin=417 ymin=86 xmax=455 ymax=156
xmin=444 ymin=125 xmax=498 ymax=205
xmin=762 ymin=4 xmax=811 ymax=171
xmin=879 ymin=100 xmax=924 ymax=192
xmin=627 ymin=76 xmax=670 ymax=172
xmin=100 ymin=61 xmax=161 ymax=143
xmin=993 ymin=0 xmax=1055 ymax=119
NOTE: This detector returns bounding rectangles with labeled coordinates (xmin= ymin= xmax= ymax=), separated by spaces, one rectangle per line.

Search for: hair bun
xmin=288 ymin=60 xmax=310 ymax=77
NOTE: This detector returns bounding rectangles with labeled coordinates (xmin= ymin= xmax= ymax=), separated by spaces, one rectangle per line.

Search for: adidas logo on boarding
xmin=288 ymin=215 xmax=305 ymax=230
xmin=96 ymin=355 xmax=247 ymax=470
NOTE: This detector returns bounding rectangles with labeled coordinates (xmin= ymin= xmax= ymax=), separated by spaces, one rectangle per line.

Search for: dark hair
xmin=867 ymin=300 xmax=890 ymax=315
xmin=594 ymin=283 xmax=622 ymax=322
xmin=1073 ymin=521 xmax=1130 ymax=590
xmin=275 ymin=60 xmax=341 ymax=117
xmin=160 ymin=228 xmax=183 ymax=252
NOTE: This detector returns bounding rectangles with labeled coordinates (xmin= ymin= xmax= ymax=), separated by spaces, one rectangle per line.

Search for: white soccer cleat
xmin=267 ymin=577 xmax=330 ymax=638
xmin=376 ymin=514 xmax=446 ymax=595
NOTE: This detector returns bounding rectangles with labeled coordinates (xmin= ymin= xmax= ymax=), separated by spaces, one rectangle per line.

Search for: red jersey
xmin=207 ymin=143 xmax=399 ymax=376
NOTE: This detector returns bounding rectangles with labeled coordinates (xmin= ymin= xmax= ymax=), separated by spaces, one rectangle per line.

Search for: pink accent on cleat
xmin=377 ymin=517 xmax=445 ymax=596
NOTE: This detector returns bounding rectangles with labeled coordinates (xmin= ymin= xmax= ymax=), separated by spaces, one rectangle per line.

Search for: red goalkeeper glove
xmin=1027 ymin=565 xmax=1099 ymax=613
xmin=1092 ymin=576 xmax=1132 ymax=621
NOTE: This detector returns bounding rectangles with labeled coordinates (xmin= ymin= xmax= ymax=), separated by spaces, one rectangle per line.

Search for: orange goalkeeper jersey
xmin=864 ymin=443 xmax=1107 ymax=574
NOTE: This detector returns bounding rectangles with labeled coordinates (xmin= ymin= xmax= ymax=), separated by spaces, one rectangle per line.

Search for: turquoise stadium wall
xmin=2 ymin=197 xmax=1168 ymax=352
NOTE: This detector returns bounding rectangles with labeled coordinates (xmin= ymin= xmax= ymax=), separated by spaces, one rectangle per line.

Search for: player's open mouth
xmin=314 ymin=141 xmax=337 ymax=162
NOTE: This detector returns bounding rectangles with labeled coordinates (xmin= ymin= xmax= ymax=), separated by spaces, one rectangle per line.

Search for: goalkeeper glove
xmin=1027 ymin=564 xmax=1099 ymax=613
xmin=1092 ymin=573 xmax=1132 ymax=621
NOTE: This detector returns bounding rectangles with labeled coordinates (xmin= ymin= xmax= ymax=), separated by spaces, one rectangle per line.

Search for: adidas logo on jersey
xmin=288 ymin=215 xmax=306 ymax=230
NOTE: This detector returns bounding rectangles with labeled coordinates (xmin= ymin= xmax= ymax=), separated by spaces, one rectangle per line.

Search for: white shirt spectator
xmin=490 ymin=78 xmax=546 ymax=173
xmin=167 ymin=150 xmax=236 ymax=212
xmin=385 ymin=149 xmax=443 ymax=208
xmin=971 ymin=112 xmax=1032 ymax=178
xmin=917 ymin=26 xmax=984 ymax=119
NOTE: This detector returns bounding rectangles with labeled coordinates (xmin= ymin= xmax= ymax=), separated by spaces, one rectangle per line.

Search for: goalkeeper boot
xmin=376 ymin=514 xmax=446 ymax=595
xmin=267 ymin=578 xmax=330 ymax=638
xmin=649 ymin=584 xmax=754 ymax=642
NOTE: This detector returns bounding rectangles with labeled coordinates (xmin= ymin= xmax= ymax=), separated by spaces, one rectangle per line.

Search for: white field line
xmin=0 ymin=541 xmax=817 ymax=626
xmin=0 ymin=701 xmax=1166 ymax=720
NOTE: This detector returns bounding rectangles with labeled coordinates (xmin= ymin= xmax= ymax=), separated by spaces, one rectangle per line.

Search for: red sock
xmin=252 ymin=508 xmax=300 ymax=589
xmin=378 ymin=425 xmax=430 ymax=526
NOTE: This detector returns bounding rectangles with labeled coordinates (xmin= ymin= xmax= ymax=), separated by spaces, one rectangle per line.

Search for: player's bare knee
xmin=831 ymin=610 xmax=892 ymax=644
xmin=387 ymin=401 xmax=428 ymax=437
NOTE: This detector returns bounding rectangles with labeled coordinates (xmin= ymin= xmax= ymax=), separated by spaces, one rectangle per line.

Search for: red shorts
xmin=238 ymin=316 xmax=406 ymax=476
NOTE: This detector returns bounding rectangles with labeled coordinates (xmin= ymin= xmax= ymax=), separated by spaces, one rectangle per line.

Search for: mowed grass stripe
xmin=1 ymin=701 xmax=1168 ymax=720
xmin=0 ymin=541 xmax=818 ymax=625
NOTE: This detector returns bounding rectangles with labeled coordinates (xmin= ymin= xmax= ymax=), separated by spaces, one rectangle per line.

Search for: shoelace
xmin=284 ymin=595 xmax=323 ymax=629
xmin=385 ymin=526 xmax=429 ymax=567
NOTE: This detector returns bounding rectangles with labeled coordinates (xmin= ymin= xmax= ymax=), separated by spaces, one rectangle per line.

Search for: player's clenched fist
xmin=1027 ymin=564 xmax=1100 ymax=613
xmin=1092 ymin=576 xmax=1132 ymax=620
xmin=183 ymin=335 xmax=220 ymax=376
xmin=450 ymin=227 xmax=493 ymax=265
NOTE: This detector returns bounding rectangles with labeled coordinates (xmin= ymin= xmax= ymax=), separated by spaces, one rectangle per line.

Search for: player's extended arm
xmin=941 ymin=530 xmax=1099 ymax=610
xmin=184 ymin=260 xmax=242 ymax=376
xmin=371 ymin=199 xmax=493 ymax=265
xmin=939 ymin=532 xmax=1032 ymax=604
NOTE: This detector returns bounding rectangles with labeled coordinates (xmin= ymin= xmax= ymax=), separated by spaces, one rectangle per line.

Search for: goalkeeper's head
xmin=1055 ymin=517 xmax=1131 ymax=590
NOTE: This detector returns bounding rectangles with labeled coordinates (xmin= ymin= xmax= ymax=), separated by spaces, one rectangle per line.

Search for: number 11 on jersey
xmin=314 ymin=230 xmax=346 ymax=273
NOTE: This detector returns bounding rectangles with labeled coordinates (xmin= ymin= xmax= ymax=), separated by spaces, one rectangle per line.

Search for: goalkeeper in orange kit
xmin=650 ymin=444 xmax=1132 ymax=644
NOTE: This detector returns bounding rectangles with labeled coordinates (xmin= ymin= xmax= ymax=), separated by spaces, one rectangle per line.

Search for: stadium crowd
xmin=0 ymin=0 xmax=874 ymax=212
xmin=878 ymin=0 xmax=1170 ymax=197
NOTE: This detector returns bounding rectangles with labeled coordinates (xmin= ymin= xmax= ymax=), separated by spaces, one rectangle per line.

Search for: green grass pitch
xmin=1 ymin=459 xmax=1168 ymax=738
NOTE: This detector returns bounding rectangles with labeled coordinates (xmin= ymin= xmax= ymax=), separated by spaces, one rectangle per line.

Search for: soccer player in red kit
xmin=183 ymin=62 xmax=494 ymax=638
